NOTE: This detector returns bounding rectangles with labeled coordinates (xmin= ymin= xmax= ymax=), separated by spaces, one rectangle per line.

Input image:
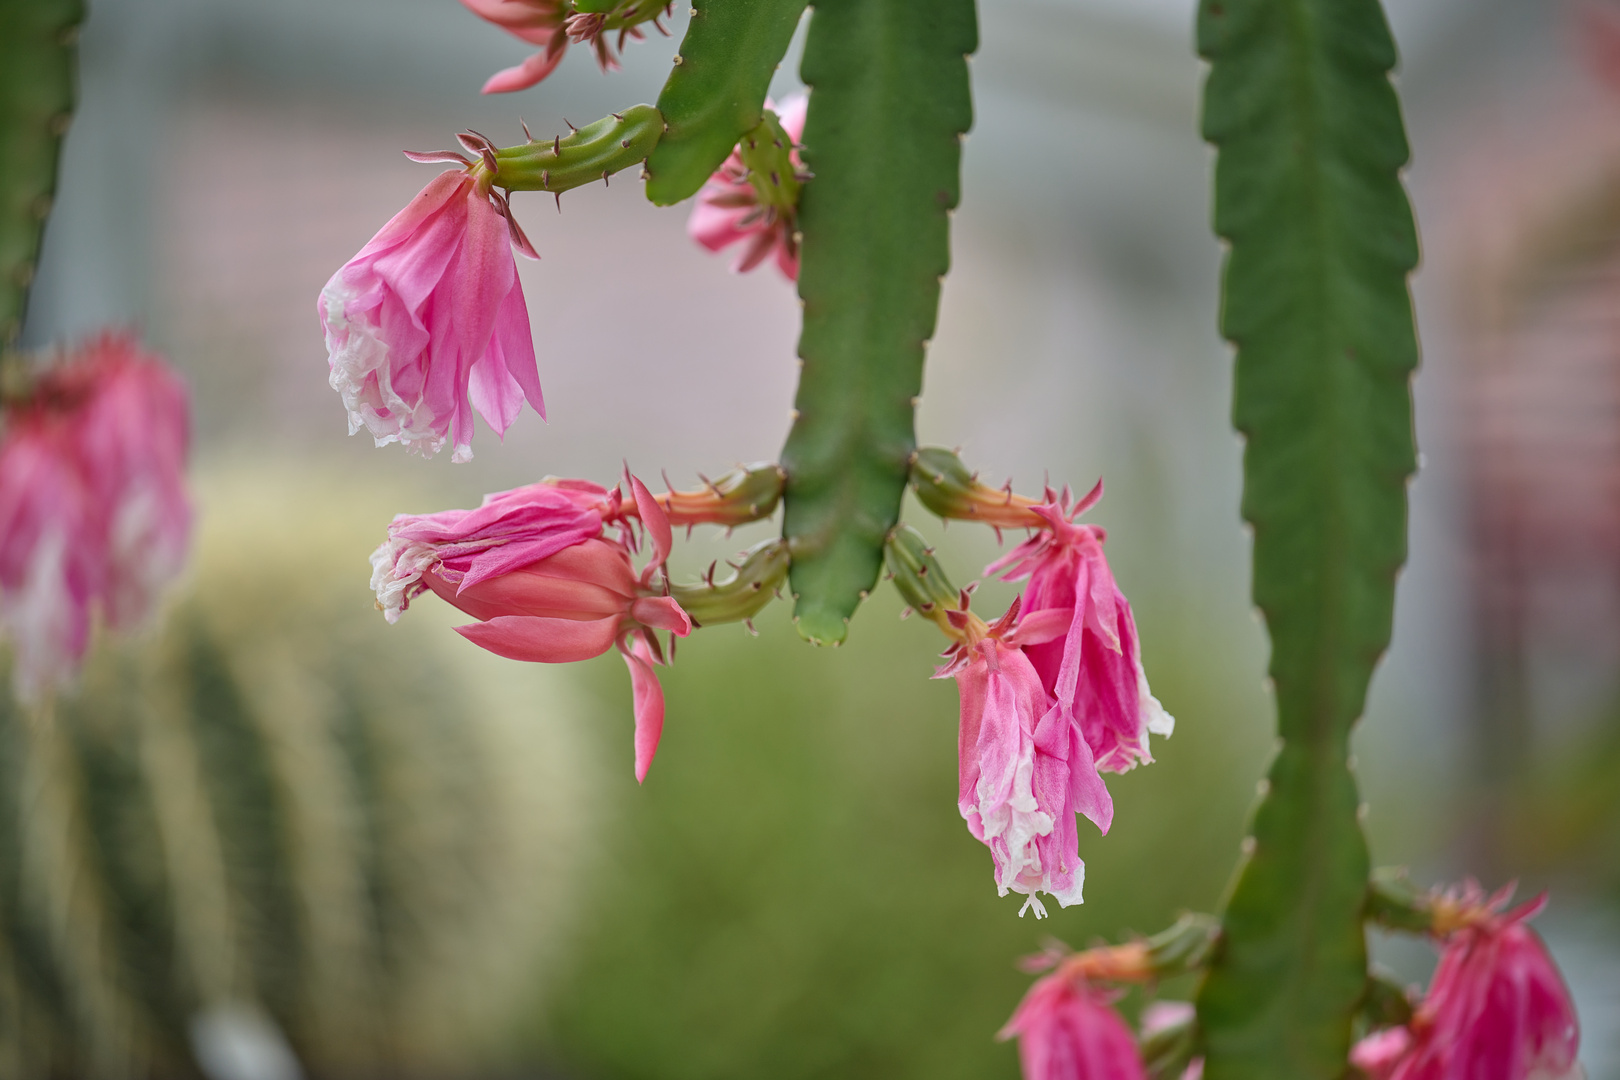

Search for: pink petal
xmin=687 ymin=198 xmax=751 ymax=251
xmin=630 ymin=595 xmax=691 ymax=636
xmin=622 ymin=638 xmax=666 ymax=783
xmin=454 ymin=613 xmax=618 ymax=662
xmin=481 ymin=47 xmax=567 ymax=93
xmin=628 ymin=473 xmax=672 ymax=565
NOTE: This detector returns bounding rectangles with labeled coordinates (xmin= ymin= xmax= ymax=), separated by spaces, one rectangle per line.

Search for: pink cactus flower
xmin=688 ymin=94 xmax=808 ymax=280
xmin=938 ymin=598 xmax=1113 ymax=918
xmin=1000 ymin=968 xmax=1148 ymax=1080
xmin=320 ymin=163 xmax=542 ymax=463
xmin=460 ymin=0 xmax=571 ymax=93
xmin=988 ymin=480 xmax=1174 ymax=783
xmin=0 ymin=335 xmax=191 ymax=702
xmin=461 ymin=0 xmax=670 ymax=92
xmin=371 ymin=474 xmax=690 ymax=781
xmin=1353 ymin=888 xmax=1581 ymax=1080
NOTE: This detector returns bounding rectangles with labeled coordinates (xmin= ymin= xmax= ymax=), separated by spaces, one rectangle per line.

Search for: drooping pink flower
xmin=938 ymin=599 xmax=1112 ymax=918
xmin=1354 ymin=888 xmax=1580 ymax=1080
xmin=1001 ymin=969 xmax=1149 ymax=1080
xmin=688 ymin=94 xmax=808 ymax=280
xmin=988 ymin=480 xmax=1174 ymax=783
xmin=0 ymin=335 xmax=192 ymax=702
xmin=461 ymin=0 xmax=670 ymax=92
xmin=320 ymin=164 xmax=542 ymax=463
xmin=371 ymin=474 xmax=690 ymax=781
xmin=460 ymin=0 xmax=570 ymax=92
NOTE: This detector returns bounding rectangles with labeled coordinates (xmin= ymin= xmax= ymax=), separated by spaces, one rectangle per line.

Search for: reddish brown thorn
xmin=744 ymin=618 xmax=758 ymax=637
xmin=553 ymin=134 xmax=562 ymax=155
xmin=602 ymin=170 xmax=610 ymax=186
xmin=612 ymin=111 xmax=625 ymax=121
xmin=563 ymin=118 xmax=579 ymax=133
xmin=554 ymin=192 xmax=563 ymax=212
xmin=521 ymin=117 xmax=535 ymax=142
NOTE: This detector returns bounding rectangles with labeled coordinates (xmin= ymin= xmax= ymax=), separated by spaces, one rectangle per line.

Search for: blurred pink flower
xmin=0 ymin=335 xmax=191 ymax=702
xmin=938 ymin=599 xmax=1112 ymax=918
xmin=688 ymin=94 xmax=808 ymax=280
xmin=1000 ymin=969 xmax=1148 ymax=1080
xmin=1354 ymin=890 xmax=1580 ymax=1080
xmin=371 ymin=474 xmax=689 ymax=781
xmin=988 ymin=480 xmax=1174 ymax=787
xmin=320 ymin=167 xmax=542 ymax=463
xmin=460 ymin=0 xmax=570 ymax=92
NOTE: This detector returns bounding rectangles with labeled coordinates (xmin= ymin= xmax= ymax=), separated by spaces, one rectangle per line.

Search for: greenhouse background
xmin=16 ymin=0 xmax=1620 ymax=1075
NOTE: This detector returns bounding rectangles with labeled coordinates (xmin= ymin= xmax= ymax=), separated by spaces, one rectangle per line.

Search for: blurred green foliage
xmin=537 ymin=587 xmax=1273 ymax=1080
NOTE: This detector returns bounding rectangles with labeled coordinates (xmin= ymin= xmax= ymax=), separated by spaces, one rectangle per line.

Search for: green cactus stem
xmin=883 ymin=525 xmax=965 ymax=633
xmin=644 ymin=0 xmax=808 ymax=206
xmin=489 ymin=105 xmax=663 ymax=196
xmin=0 ymin=0 xmax=84 ymax=350
xmin=779 ymin=0 xmax=977 ymax=645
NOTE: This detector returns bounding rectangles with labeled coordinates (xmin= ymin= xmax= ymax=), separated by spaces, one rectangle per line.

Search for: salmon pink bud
xmin=988 ymin=480 xmax=1174 ymax=775
xmin=688 ymin=95 xmax=809 ymax=280
xmin=652 ymin=463 xmax=784 ymax=529
xmin=320 ymin=166 xmax=543 ymax=463
xmin=0 ymin=334 xmax=191 ymax=702
xmin=371 ymin=476 xmax=691 ymax=781
xmin=910 ymin=446 xmax=1046 ymax=531
xmin=1000 ymin=969 xmax=1148 ymax=1080
xmin=1358 ymin=885 xmax=1581 ymax=1080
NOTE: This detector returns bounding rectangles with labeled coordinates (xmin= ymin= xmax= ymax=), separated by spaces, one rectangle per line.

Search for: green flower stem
xmin=491 ymin=106 xmax=663 ymax=195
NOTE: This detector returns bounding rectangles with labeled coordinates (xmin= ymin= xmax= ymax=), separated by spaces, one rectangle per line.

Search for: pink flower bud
xmin=987 ymin=480 xmax=1174 ymax=777
xmin=1354 ymin=889 xmax=1581 ymax=1080
xmin=1000 ymin=969 xmax=1149 ymax=1080
xmin=0 ymin=335 xmax=191 ymax=702
xmin=688 ymin=94 xmax=808 ymax=281
xmin=320 ymin=168 xmax=543 ymax=463
xmin=371 ymin=476 xmax=691 ymax=781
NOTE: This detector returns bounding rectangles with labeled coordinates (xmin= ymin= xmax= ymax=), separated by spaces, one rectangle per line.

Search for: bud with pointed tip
xmin=909 ymin=446 xmax=1045 ymax=530
xmin=654 ymin=462 xmax=784 ymax=529
xmin=689 ymin=94 xmax=809 ymax=280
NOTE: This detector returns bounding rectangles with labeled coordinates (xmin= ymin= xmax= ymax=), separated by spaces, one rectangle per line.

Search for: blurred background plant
xmin=9 ymin=0 xmax=1620 ymax=1076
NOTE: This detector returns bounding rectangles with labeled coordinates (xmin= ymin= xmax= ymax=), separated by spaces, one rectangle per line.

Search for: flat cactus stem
xmin=0 ymin=0 xmax=84 ymax=349
xmin=644 ymin=0 xmax=808 ymax=206
xmin=1191 ymin=0 xmax=1419 ymax=1076
xmin=491 ymin=105 xmax=663 ymax=194
xmin=779 ymin=0 xmax=976 ymax=645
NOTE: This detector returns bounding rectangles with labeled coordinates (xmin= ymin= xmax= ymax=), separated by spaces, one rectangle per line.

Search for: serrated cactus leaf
xmin=0 ymin=0 xmax=84 ymax=347
xmin=1192 ymin=1 xmax=1419 ymax=1077
xmin=780 ymin=0 xmax=976 ymax=645
xmin=644 ymin=0 xmax=808 ymax=206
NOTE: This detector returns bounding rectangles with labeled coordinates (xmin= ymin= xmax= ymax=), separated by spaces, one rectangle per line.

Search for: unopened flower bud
xmin=655 ymin=462 xmax=784 ymax=528
xmin=689 ymin=94 xmax=807 ymax=279
xmin=668 ymin=539 xmax=789 ymax=627
xmin=910 ymin=446 xmax=1044 ymax=529
xmin=883 ymin=524 xmax=965 ymax=632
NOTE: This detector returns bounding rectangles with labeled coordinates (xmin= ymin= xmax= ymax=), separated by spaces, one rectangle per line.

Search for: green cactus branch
xmin=1192 ymin=0 xmax=1420 ymax=1076
xmin=644 ymin=0 xmax=809 ymax=206
xmin=779 ymin=0 xmax=976 ymax=645
xmin=0 ymin=0 xmax=84 ymax=350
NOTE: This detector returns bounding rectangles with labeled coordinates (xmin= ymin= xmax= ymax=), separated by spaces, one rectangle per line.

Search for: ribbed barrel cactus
xmin=0 ymin=467 xmax=598 ymax=1079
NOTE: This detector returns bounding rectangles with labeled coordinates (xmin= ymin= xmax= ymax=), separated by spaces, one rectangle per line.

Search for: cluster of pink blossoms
xmin=0 ymin=335 xmax=192 ymax=702
xmin=938 ymin=482 xmax=1173 ymax=917
xmin=1353 ymin=886 xmax=1580 ymax=1080
xmin=999 ymin=883 xmax=1580 ymax=1080
xmin=370 ymin=471 xmax=689 ymax=780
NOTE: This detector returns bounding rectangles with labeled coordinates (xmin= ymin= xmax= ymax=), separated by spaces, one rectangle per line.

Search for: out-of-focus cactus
xmin=0 ymin=466 xmax=599 ymax=1078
